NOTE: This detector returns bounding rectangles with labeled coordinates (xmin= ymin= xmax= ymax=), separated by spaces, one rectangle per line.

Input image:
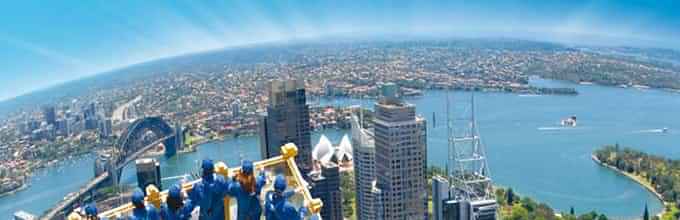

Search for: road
xmin=111 ymin=96 xmax=142 ymax=123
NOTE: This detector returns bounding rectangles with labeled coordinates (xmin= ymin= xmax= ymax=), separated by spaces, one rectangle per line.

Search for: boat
xmin=560 ymin=116 xmax=577 ymax=127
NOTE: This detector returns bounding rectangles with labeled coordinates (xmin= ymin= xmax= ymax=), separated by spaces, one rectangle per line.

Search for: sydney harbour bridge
xmin=43 ymin=116 xmax=184 ymax=220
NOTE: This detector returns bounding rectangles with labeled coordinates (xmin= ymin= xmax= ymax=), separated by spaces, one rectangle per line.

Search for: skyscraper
xmin=83 ymin=102 xmax=99 ymax=130
xmin=99 ymin=119 xmax=112 ymax=138
xmin=260 ymin=79 xmax=342 ymax=219
xmin=259 ymin=79 xmax=312 ymax=174
xmin=42 ymin=106 xmax=56 ymax=125
xmin=309 ymin=163 xmax=343 ymax=220
xmin=231 ymin=99 xmax=241 ymax=118
xmin=135 ymin=158 xmax=162 ymax=191
xmin=433 ymin=176 xmax=452 ymax=220
xmin=83 ymin=102 xmax=96 ymax=120
xmin=373 ymin=83 xmax=427 ymax=219
xmin=351 ymin=109 xmax=381 ymax=220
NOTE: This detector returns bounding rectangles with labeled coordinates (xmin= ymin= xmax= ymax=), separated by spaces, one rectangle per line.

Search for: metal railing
xmin=68 ymin=143 xmax=323 ymax=220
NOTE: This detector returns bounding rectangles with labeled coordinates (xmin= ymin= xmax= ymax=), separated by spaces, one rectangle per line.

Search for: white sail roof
xmin=339 ymin=134 xmax=353 ymax=155
xmin=312 ymin=134 xmax=333 ymax=160
xmin=312 ymin=134 xmax=353 ymax=165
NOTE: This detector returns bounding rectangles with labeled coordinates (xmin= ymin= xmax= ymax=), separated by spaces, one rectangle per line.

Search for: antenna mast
xmin=449 ymin=91 xmax=494 ymax=201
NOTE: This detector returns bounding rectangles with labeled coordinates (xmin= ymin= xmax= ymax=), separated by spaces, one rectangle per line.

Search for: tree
xmin=521 ymin=196 xmax=537 ymax=212
xmin=507 ymin=188 xmax=515 ymax=204
xmin=577 ymin=211 xmax=599 ymax=220
xmin=597 ymin=214 xmax=608 ymax=220
xmin=534 ymin=203 xmax=557 ymax=220
xmin=644 ymin=203 xmax=650 ymax=220
xmin=495 ymin=188 xmax=507 ymax=206
xmin=340 ymin=172 xmax=355 ymax=218
xmin=570 ymin=206 xmax=575 ymax=216
xmin=509 ymin=203 xmax=529 ymax=220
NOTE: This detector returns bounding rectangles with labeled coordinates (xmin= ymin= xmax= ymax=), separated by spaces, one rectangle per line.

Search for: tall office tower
xmin=374 ymin=83 xmax=428 ymax=220
xmin=99 ymin=119 xmax=113 ymax=138
xmin=309 ymin=164 xmax=343 ymax=220
xmin=43 ymin=106 xmax=56 ymax=125
xmin=259 ymin=79 xmax=312 ymax=174
xmin=84 ymin=102 xmax=98 ymax=130
xmin=433 ymin=176 xmax=451 ymax=220
xmin=351 ymin=110 xmax=380 ymax=220
xmin=135 ymin=158 xmax=162 ymax=191
xmin=231 ymin=99 xmax=241 ymax=118
xmin=173 ymin=121 xmax=184 ymax=152
xmin=55 ymin=119 xmax=69 ymax=137
xmin=83 ymin=102 xmax=97 ymax=119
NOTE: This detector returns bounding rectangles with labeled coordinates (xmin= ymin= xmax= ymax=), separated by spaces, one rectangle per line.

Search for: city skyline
xmin=2 ymin=0 xmax=680 ymax=101
xmin=2 ymin=17 xmax=680 ymax=218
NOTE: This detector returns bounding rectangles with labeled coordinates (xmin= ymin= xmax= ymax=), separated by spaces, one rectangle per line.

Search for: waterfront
xmin=2 ymin=79 xmax=679 ymax=218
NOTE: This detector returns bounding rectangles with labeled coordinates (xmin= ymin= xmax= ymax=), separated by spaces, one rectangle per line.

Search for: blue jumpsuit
xmin=227 ymin=173 xmax=266 ymax=220
xmin=129 ymin=188 xmax=160 ymax=220
xmin=160 ymin=199 xmax=196 ymax=220
xmin=264 ymin=191 xmax=305 ymax=220
xmin=191 ymin=174 xmax=228 ymax=220
xmin=129 ymin=205 xmax=160 ymax=220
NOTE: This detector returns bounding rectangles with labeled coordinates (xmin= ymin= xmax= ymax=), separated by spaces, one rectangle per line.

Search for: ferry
xmin=561 ymin=116 xmax=577 ymax=127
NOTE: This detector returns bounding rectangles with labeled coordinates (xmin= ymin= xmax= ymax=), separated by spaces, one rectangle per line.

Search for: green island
xmin=594 ymin=144 xmax=680 ymax=220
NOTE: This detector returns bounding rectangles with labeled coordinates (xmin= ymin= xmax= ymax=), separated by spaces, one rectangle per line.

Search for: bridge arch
xmin=117 ymin=117 xmax=174 ymax=158
xmin=48 ymin=117 xmax=181 ymax=219
xmin=111 ymin=116 xmax=179 ymax=183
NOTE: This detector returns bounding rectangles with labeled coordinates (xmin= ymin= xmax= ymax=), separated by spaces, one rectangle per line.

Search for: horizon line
xmin=1 ymin=33 xmax=677 ymax=104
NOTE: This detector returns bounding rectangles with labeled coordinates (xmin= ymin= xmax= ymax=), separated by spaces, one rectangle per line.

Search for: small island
xmin=593 ymin=144 xmax=680 ymax=220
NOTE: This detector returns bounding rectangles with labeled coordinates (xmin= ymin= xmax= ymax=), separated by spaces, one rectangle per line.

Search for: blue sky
xmin=1 ymin=0 xmax=679 ymax=101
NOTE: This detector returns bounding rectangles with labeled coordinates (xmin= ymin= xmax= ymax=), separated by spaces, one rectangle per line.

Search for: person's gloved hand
xmin=299 ymin=207 xmax=309 ymax=219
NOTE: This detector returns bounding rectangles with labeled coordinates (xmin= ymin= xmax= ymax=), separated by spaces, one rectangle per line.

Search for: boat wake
xmin=633 ymin=128 xmax=669 ymax=134
xmin=537 ymin=126 xmax=576 ymax=131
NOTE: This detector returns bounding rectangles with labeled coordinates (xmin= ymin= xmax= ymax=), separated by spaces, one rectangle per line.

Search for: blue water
xmin=118 ymin=131 xmax=349 ymax=189
xmin=0 ymin=155 xmax=95 ymax=218
xmin=321 ymin=79 xmax=675 ymax=218
xmin=2 ymin=80 xmax=678 ymax=218
xmin=0 ymin=131 xmax=348 ymax=218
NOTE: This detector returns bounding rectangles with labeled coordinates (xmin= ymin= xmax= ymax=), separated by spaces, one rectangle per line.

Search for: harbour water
xmin=2 ymin=79 xmax=679 ymax=218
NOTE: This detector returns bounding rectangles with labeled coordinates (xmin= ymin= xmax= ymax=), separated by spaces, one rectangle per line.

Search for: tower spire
xmin=449 ymin=91 xmax=494 ymax=201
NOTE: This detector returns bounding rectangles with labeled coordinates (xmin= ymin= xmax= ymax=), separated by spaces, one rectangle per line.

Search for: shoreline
xmin=0 ymin=152 xmax=93 ymax=199
xmin=0 ymin=183 xmax=28 ymax=198
xmin=591 ymin=154 xmax=666 ymax=217
xmin=1 ymin=134 xmax=235 ymax=199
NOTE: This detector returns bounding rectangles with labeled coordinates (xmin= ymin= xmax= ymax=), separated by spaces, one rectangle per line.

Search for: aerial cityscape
xmin=1 ymin=1 xmax=680 ymax=220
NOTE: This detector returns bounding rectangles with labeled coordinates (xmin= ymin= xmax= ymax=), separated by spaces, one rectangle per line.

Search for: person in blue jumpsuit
xmin=160 ymin=183 xmax=196 ymax=220
xmin=227 ymin=160 xmax=267 ymax=220
xmin=264 ymin=175 xmax=307 ymax=220
xmin=84 ymin=203 xmax=98 ymax=220
xmin=129 ymin=188 xmax=160 ymax=220
xmin=191 ymin=159 xmax=228 ymax=220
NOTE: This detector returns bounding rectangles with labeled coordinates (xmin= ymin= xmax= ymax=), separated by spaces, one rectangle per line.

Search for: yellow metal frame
xmin=78 ymin=143 xmax=322 ymax=220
